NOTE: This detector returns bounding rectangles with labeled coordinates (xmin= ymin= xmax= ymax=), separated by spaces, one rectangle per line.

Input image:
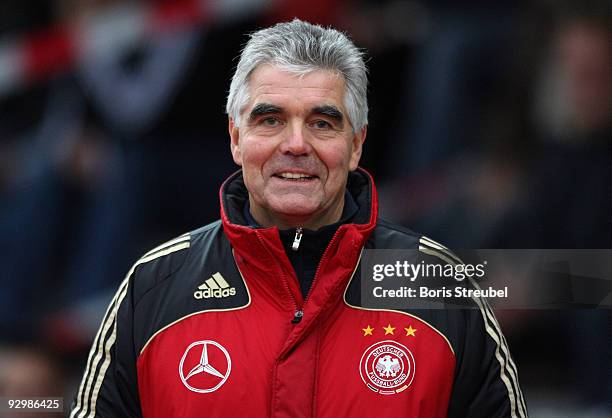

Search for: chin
xmin=269 ymin=199 xmax=320 ymax=218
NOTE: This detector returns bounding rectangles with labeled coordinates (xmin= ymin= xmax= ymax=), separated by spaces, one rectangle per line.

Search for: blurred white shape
xmin=76 ymin=4 xmax=147 ymax=63
xmin=0 ymin=40 xmax=25 ymax=96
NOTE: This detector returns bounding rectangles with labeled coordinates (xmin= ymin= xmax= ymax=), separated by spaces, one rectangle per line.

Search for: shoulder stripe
xmin=419 ymin=245 xmax=458 ymax=266
xmin=71 ymin=281 xmax=127 ymax=418
xmin=343 ymin=249 xmax=456 ymax=357
xmin=468 ymin=276 xmax=528 ymax=416
xmin=143 ymin=233 xmax=190 ymax=258
xmin=71 ymin=240 xmax=190 ymax=418
xmin=468 ymin=276 xmax=527 ymax=418
xmin=419 ymin=236 xmax=462 ymax=264
xmin=418 ymin=245 xmax=526 ymax=418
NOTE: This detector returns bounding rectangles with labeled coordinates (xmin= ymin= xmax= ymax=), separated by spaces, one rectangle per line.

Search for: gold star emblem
xmin=383 ymin=324 xmax=395 ymax=335
xmin=362 ymin=325 xmax=374 ymax=336
xmin=405 ymin=325 xmax=417 ymax=337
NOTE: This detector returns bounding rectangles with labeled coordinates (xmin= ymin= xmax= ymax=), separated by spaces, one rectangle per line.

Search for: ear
xmin=229 ymin=117 xmax=242 ymax=166
xmin=348 ymin=125 xmax=367 ymax=171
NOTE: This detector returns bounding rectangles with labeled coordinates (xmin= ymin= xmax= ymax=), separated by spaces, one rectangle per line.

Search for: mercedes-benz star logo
xmin=179 ymin=340 xmax=231 ymax=393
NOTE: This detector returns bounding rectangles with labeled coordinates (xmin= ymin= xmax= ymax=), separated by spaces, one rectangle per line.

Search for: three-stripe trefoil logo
xmin=194 ymin=272 xmax=236 ymax=299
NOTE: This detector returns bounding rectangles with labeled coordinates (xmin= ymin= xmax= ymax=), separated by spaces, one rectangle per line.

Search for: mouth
xmin=272 ymin=172 xmax=318 ymax=182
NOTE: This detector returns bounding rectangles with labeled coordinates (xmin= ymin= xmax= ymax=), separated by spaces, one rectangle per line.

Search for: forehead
xmin=245 ymin=64 xmax=346 ymax=112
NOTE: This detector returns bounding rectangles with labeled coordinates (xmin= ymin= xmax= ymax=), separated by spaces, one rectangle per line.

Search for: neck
xmin=249 ymin=196 xmax=344 ymax=231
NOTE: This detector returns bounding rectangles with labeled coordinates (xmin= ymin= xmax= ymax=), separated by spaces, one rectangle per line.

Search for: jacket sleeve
xmin=70 ymin=270 xmax=142 ymax=418
xmin=446 ymin=301 xmax=528 ymax=418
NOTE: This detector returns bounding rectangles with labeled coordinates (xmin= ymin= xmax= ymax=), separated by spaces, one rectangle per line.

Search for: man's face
xmin=229 ymin=64 xmax=366 ymax=230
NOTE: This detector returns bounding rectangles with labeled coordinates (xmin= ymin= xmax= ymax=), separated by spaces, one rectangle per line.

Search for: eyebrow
xmin=247 ymin=103 xmax=345 ymax=127
xmin=248 ymin=103 xmax=283 ymax=121
xmin=312 ymin=105 xmax=344 ymax=127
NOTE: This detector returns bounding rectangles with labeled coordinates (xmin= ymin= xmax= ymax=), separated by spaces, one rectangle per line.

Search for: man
xmin=71 ymin=19 xmax=526 ymax=417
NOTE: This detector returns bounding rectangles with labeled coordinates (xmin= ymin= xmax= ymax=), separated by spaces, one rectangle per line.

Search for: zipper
xmin=291 ymin=310 xmax=304 ymax=323
xmin=303 ymin=227 xmax=344 ymax=306
xmin=254 ymin=231 xmax=302 ymax=325
xmin=290 ymin=227 xmax=304 ymax=322
xmin=291 ymin=227 xmax=303 ymax=251
xmin=256 ymin=226 xmax=349 ymax=325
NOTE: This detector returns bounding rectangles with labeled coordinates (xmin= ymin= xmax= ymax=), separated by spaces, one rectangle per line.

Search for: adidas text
xmin=194 ymin=288 xmax=236 ymax=299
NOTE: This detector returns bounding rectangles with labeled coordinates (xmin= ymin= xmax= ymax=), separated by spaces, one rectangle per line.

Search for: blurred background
xmin=0 ymin=0 xmax=610 ymax=416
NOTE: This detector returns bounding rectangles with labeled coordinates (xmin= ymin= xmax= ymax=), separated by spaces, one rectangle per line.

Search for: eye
xmin=312 ymin=120 xmax=332 ymax=129
xmin=261 ymin=117 xmax=281 ymax=127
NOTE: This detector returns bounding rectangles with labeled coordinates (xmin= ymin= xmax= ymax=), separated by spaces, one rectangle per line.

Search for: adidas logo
xmin=194 ymin=272 xmax=236 ymax=299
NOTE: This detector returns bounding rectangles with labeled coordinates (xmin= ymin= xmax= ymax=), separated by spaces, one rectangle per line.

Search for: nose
xmin=279 ymin=123 xmax=311 ymax=156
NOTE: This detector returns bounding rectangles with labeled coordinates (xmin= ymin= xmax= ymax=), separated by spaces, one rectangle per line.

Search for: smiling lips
xmin=273 ymin=172 xmax=318 ymax=181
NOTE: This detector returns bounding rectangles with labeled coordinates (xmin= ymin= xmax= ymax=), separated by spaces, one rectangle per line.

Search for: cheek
xmin=317 ymin=142 xmax=352 ymax=177
xmin=240 ymin=140 xmax=280 ymax=185
xmin=241 ymin=141 xmax=269 ymax=168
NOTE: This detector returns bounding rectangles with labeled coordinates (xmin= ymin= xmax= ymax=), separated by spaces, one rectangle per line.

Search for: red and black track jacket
xmin=71 ymin=169 xmax=527 ymax=418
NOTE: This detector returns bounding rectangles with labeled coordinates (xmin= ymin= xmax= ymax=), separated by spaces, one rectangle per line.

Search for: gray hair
xmin=226 ymin=19 xmax=368 ymax=131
